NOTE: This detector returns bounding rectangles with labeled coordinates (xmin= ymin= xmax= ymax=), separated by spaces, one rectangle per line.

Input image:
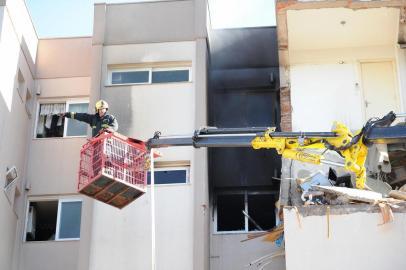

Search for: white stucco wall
xmin=0 ymin=2 xmax=37 ymax=269
xmin=87 ymin=41 xmax=199 ymax=270
xmin=289 ymin=45 xmax=398 ymax=132
xmin=284 ymin=206 xmax=406 ymax=270
xmin=210 ymin=234 xmax=285 ymax=270
xmin=22 ymin=37 xmax=91 ymax=270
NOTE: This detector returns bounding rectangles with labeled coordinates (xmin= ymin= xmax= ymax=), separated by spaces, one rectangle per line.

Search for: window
xmin=109 ymin=67 xmax=191 ymax=85
xmin=36 ymin=101 xmax=89 ymax=138
xmin=214 ymin=191 xmax=276 ymax=233
xmin=64 ymin=102 xmax=89 ymax=137
xmin=25 ymin=199 xmax=82 ymax=241
xmin=112 ymin=70 xmax=150 ymax=84
xmin=147 ymin=167 xmax=189 ymax=185
xmin=151 ymin=69 xmax=190 ymax=83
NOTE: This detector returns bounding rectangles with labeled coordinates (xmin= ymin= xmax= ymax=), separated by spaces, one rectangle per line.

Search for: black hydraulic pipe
xmin=198 ymin=127 xmax=269 ymax=134
xmin=147 ymin=135 xmax=255 ymax=148
xmin=364 ymin=125 xmax=406 ymax=144
xmin=198 ymin=127 xmax=337 ymax=138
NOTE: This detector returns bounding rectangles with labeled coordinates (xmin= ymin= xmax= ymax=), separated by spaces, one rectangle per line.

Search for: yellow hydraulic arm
xmin=148 ymin=111 xmax=402 ymax=189
xmin=251 ymin=123 xmax=368 ymax=189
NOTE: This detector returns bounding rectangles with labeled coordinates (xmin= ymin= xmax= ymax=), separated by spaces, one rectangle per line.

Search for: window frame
xmin=55 ymin=198 xmax=83 ymax=241
xmin=148 ymin=166 xmax=190 ymax=186
xmin=213 ymin=190 xmax=276 ymax=234
xmin=63 ymin=100 xmax=91 ymax=138
xmin=24 ymin=197 xmax=83 ymax=242
xmin=108 ymin=68 xmax=152 ymax=86
xmin=107 ymin=66 xmax=192 ymax=86
xmin=151 ymin=67 xmax=192 ymax=84
xmin=34 ymin=98 xmax=89 ymax=139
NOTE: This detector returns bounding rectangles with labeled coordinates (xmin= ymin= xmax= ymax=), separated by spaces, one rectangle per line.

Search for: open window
xmin=214 ymin=191 xmax=276 ymax=233
xmin=36 ymin=101 xmax=89 ymax=138
xmin=25 ymin=199 xmax=82 ymax=241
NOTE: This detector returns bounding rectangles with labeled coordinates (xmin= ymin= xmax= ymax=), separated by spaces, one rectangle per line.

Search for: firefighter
xmin=62 ymin=100 xmax=118 ymax=137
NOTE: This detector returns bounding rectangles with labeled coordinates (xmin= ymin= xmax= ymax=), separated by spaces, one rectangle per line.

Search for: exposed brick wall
xmin=280 ymin=86 xmax=292 ymax=132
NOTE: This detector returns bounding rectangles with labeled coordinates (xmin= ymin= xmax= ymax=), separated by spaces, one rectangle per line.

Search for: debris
xmin=326 ymin=206 xmax=330 ymax=239
xmin=297 ymin=171 xmax=331 ymax=192
xmin=378 ymin=203 xmax=394 ymax=225
xmin=245 ymin=249 xmax=285 ymax=269
xmin=388 ymin=190 xmax=406 ymax=201
xmin=328 ymin=168 xmax=352 ymax=188
xmin=312 ymin=186 xmax=383 ymax=204
xmin=293 ymin=206 xmax=302 ymax=229
xmin=365 ymin=176 xmax=392 ymax=197
xmin=263 ymin=224 xmax=284 ymax=242
xmin=241 ymin=224 xmax=284 ymax=243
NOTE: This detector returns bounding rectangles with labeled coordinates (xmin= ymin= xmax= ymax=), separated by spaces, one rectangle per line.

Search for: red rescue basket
xmin=78 ymin=132 xmax=149 ymax=209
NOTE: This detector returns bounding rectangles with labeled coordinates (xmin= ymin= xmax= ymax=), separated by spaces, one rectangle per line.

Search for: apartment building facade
xmin=1 ymin=1 xmax=260 ymax=270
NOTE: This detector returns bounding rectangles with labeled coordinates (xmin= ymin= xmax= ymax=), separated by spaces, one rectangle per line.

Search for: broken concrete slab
xmin=312 ymin=186 xmax=383 ymax=203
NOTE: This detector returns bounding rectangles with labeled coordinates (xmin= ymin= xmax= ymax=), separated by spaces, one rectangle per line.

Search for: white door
xmin=360 ymin=61 xmax=399 ymax=120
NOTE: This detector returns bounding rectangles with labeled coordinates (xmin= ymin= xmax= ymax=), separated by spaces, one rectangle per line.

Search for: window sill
xmin=104 ymin=81 xmax=193 ymax=87
xmin=147 ymin=182 xmax=191 ymax=187
xmin=33 ymin=136 xmax=87 ymax=141
xmin=24 ymin=239 xmax=80 ymax=244
xmin=212 ymin=231 xmax=267 ymax=235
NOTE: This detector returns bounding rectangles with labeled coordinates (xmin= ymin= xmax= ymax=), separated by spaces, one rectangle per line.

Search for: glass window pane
xmin=58 ymin=201 xmax=82 ymax=239
xmin=147 ymin=170 xmax=187 ymax=184
xmin=248 ymin=194 xmax=275 ymax=231
xmin=217 ymin=194 xmax=245 ymax=231
xmin=66 ymin=103 xmax=89 ymax=136
xmin=151 ymin=70 xmax=189 ymax=83
xmin=111 ymin=71 xmax=149 ymax=84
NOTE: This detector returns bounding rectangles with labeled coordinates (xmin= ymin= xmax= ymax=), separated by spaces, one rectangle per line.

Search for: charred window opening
xmin=217 ymin=194 xmax=245 ymax=231
xmin=248 ymin=193 xmax=276 ymax=231
xmin=215 ymin=191 xmax=276 ymax=232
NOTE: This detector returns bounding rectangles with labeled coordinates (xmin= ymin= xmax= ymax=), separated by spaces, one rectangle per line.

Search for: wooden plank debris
xmin=389 ymin=190 xmax=406 ymax=201
xmin=312 ymin=186 xmax=383 ymax=203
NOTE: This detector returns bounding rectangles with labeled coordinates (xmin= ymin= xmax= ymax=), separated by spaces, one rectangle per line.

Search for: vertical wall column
xmin=193 ymin=38 xmax=209 ymax=270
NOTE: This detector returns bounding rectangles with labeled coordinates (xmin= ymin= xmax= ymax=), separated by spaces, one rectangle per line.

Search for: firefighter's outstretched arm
xmin=64 ymin=112 xmax=93 ymax=125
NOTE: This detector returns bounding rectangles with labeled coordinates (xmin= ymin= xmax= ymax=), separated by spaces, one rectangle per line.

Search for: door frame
xmin=356 ymin=59 xmax=401 ymax=121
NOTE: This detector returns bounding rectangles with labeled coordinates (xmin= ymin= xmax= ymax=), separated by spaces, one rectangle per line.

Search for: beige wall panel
xmin=0 ymin=6 xmax=35 ymax=270
xmin=102 ymin=41 xmax=195 ymax=71
xmin=36 ymin=38 xmax=92 ymax=79
xmin=0 ymin=199 xmax=17 ymax=270
xmin=92 ymin=3 xmax=106 ymax=45
xmin=104 ymin=1 xmax=195 ymax=44
xmin=289 ymin=45 xmax=396 ymax=131
xmin=21 ymin=241 xmax=80 ymax=270
xmin=89 ymin=185 xmax=193 ymax=270
xmin=5 ymin=0 xmax=38 ymax=67
xmin=192 ymin=38 xmax=209 ymax=270
xmin=103 ymin=83 xmax=194 ymax=161
xmin=37 ymin=77 xmax=90 ymax=98
xmin=284 ymin=208 xmax=406 ymax=270
xmin=210 ymin=234 xmax=285 ymax=270
xmin=27 ymin=138 xmax=86 ymax=195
